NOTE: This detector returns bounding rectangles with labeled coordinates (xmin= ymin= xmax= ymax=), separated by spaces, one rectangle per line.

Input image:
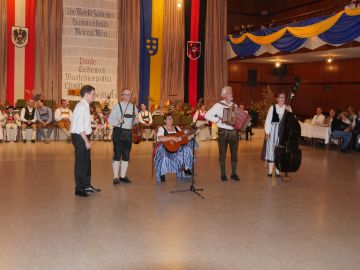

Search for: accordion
xmin=222 ymin=106 xmax=251 ymax=132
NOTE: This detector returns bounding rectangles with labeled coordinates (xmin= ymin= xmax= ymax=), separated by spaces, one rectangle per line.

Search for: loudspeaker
xmin=273 ymin=64 xmax=288 ymax=77
xmin=247 ymin=69 xmax=257 ymax=86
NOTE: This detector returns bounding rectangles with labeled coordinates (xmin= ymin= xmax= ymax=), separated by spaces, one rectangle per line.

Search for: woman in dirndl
xmin=192 ymin=104 xmax=211 ymax=141
xmin=154 ymin=113 xmax=194 ymax=182
xmin=264 ymin=92 xmax=291 ymax=177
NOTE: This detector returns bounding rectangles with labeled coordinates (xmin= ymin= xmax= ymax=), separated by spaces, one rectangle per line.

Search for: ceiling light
xmin=275 ymin=61 xmax=281 ymax=68
xmin=327 ymin=55 xmax=333 ymax=63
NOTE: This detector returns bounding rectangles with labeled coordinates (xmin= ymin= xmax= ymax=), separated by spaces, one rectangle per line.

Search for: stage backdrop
xmin=62 ymin=0 xmax=119 ymax=105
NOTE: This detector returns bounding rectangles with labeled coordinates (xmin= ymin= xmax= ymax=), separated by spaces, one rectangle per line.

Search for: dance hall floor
xmin=0 ymin=135 xmax=359 ymax=270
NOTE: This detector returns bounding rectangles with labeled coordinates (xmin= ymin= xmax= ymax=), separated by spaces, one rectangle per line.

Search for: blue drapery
xmin=229 ymin=12 xmax=360 ymax=58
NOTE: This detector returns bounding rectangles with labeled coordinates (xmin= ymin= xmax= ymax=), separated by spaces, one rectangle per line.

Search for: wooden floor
xmin=0 ymin=135 xmax=359 ymax=270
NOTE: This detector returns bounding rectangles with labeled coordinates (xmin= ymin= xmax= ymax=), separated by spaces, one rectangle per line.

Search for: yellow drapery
xmin=228 ymin=8 xmax=360 ymax=45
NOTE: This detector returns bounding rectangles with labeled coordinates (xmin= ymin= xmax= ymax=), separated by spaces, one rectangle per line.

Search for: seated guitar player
xmin=154 ymin=113 xmax=194 ymax=182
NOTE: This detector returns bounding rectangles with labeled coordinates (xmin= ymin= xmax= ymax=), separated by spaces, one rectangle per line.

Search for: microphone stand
xmin=170 ymin=131 xmax=204 ymax=199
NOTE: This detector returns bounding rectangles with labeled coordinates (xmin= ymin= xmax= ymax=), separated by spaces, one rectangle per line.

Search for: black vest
xmin=163 ymin=126 xmax=179 ymax=135
xmin=271 ymin=105 xmax=280 ymax=123
xmin=25 ymin=107 xmax=35 ymax=121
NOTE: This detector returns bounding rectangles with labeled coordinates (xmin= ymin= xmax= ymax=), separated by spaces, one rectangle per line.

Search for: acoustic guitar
xmin=162 ymin=125 xmax=206 ymax=153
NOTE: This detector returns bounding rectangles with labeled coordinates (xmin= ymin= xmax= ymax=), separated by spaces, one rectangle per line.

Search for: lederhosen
xmin=23 ymin=107 xmax=35 ymax=127
xmin=265 ymin=105 xmax=280 ymax=162
xmin=217 ymin=102 xmax=239 ymax=164
xmin=112 ymin=103 xmax=135 ymax=162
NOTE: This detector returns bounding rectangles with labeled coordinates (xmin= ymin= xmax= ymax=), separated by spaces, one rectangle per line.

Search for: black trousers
xmin=72 ymin=134 xmax=91 ymax=191
xmin=217 ymin=128 xmax=239 ymax=163
xmin=113 ymin=127 xmax=132 ymax=161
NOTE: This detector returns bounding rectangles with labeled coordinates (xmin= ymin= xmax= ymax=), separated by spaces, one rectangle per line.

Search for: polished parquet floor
xmin=0 ymin=134 xmax=359 ymax=270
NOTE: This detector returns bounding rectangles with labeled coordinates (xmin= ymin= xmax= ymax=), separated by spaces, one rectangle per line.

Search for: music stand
xmin=170 ymin=132 xmax=204 ymax=199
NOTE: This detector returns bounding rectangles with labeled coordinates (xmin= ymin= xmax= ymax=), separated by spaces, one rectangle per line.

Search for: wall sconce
xmin=274 ymin=61 xmax=281 ymax=68
xmin=176 ymin=0 xmax=183 ymax=11
xmin=326 ymin=55 xmax=333 ymax=64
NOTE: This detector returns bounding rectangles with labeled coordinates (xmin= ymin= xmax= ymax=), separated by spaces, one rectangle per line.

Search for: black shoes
xmin=23 ymin=139 xmax=26 ymax=143
xmin=31 ymin=139 xmax=35 ymax=143
xmin=120 ymin=177 xmax=132 ymax=183
xmin=231 ymin=174 xmax=240 ymax=181
xmin=75 ymin=190 xmax=89 ymax=197
xmin=160 ymin=175 xmax=166 ymax=182
xmin=113 ymin=178 xmax=120 ymax=185
xmin=184 ymin=169 xmax=192 ymax=176
xmin=221 ymin=175 xmax=228 ymax=181
xmin=113 ymin=177 xmax=132 ymax=184
xmin=84 ymin=185 xmax=101 ymax=192
xmin=275 ymin=173 xmax=281 ymax=178
xmin=267 ymin=173 xmax=272 ymax=177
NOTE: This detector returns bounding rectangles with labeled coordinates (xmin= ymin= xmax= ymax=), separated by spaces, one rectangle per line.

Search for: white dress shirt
xmin=205 ymin=100 xmax=236 ymax=130
xmin=264 ymin=104 xmax=286 ymax=134
xmin=311 ymin=114 xmax=325 ymax=125
xmin=20 ymin=107 xmax=37 ymax=122
xmin=54 ymin=107 xmax=72 ymax=121
xmin=139 ymin=110 xmax=153 ymax=125
xmin=70 ymin=99 xmax=92 ymax=135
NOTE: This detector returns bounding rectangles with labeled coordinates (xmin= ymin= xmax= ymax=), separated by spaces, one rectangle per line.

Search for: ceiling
xmin=237 ymin=47 xmax=360 ymax=64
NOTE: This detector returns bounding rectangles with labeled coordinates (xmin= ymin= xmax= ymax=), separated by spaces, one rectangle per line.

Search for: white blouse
xmin=264 ymin=104 xmax=286 ymax=134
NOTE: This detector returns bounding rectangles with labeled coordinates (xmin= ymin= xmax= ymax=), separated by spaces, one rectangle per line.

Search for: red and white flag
xmin=7 ymin=0 xmax=35 ymax=105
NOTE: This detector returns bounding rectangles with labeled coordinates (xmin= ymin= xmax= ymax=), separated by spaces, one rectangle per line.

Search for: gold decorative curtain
xmin=160 ymin=0 xmax=185 ymax=106
xmin=118 ymin=0 xmax=140 ymax=104
xmin=34 ymin=0 xmax=63 ymax=102
xmin=204 ymin=0 xmax=227 ymax=105
xmin=0 ymin=0 xmax=7 ymax=103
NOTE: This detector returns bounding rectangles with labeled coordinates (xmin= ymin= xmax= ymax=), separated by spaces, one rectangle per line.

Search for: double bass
xmin=274 ymin=77 xmax=302 ymax=173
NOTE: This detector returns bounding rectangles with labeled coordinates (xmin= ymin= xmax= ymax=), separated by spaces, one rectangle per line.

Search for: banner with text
xmin=62 ymin=0 xmax=118 ymax=105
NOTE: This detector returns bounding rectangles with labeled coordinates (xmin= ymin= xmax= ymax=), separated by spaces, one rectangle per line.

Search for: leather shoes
xmin=184 ymin=169 xmax=192 ymax=176
xmin=31 ymin=139 xmax=35 ymax=143
xmin=275 ymin=173 xmax=281 ymax=178
xmin=113 ymin=178 xmax=120 ymax=185
xmin=75 ymin=190 xmax=89 ymax=197
xmin=221 ymin=175 xmax=228 ymax=181
xmin=231 ymin=174 xmax=240 ymax=181
xmin=84 ymin=185 xmax=101 ymax=192
xmin=160 ymin=175 xmax=166 ymax=182
xmin=267 ymin=173 xmax=272 ymax=177
xmin=120 ymin=177 xmax=132 ymax=183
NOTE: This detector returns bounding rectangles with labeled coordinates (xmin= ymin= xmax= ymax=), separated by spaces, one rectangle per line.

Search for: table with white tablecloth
xmin=299 ymin=122 xmax=331 ymax=144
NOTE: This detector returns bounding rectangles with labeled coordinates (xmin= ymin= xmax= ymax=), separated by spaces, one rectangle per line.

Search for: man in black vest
xmin=20 ymin=99 xmax=37 ymax=143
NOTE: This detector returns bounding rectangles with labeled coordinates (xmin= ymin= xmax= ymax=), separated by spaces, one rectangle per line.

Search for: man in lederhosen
xmin=108 ymin=88 xmax=138 ymax=184
xmin=205 ymin=86 xmax=240 ymax=182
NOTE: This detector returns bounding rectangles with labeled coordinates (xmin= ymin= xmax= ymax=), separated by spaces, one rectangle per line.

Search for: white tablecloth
xmin=299 ymin=122 xmax=331 ymax=144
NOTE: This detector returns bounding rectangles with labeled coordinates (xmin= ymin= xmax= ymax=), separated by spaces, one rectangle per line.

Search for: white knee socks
xmin=112 ymin=161 xmax=120 ymax=178
xmin=268 ymin=162 xmax=274 ymax=174
xmin=120 ymin=160 xmax=128 ymax=178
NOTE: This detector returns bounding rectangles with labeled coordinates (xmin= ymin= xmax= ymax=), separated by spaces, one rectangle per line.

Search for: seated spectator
xmin=91 ymin=106 xmax=105 ymax=140
xmin=353 ymin=109 xmax=360 ymax=150
xmin=54 ymin=99 xmax=72 ymax=141
xmin=139 ymin=103 xmax=155 ymax=141
xmin=324 ymin=109 xmax=336 ymax=126
xmin=341 ymin=111 xmax=352 ymax=125
xmin=192 ymin=104 xmax=210 ymax=141
xmin=347 ymin=106 xmax=357 ymax=128
xmin=4 ymin=106 xmax=20 ymax=142
xmin=331 ymin=110 xmax=353 ymax=153
xmin=311 ymin=107 xmax=325 ymax=125
xmin=36 ymin=99 xmax=53 ymax=143
xmin=20 ymin=99 xmax=37 ymax=143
